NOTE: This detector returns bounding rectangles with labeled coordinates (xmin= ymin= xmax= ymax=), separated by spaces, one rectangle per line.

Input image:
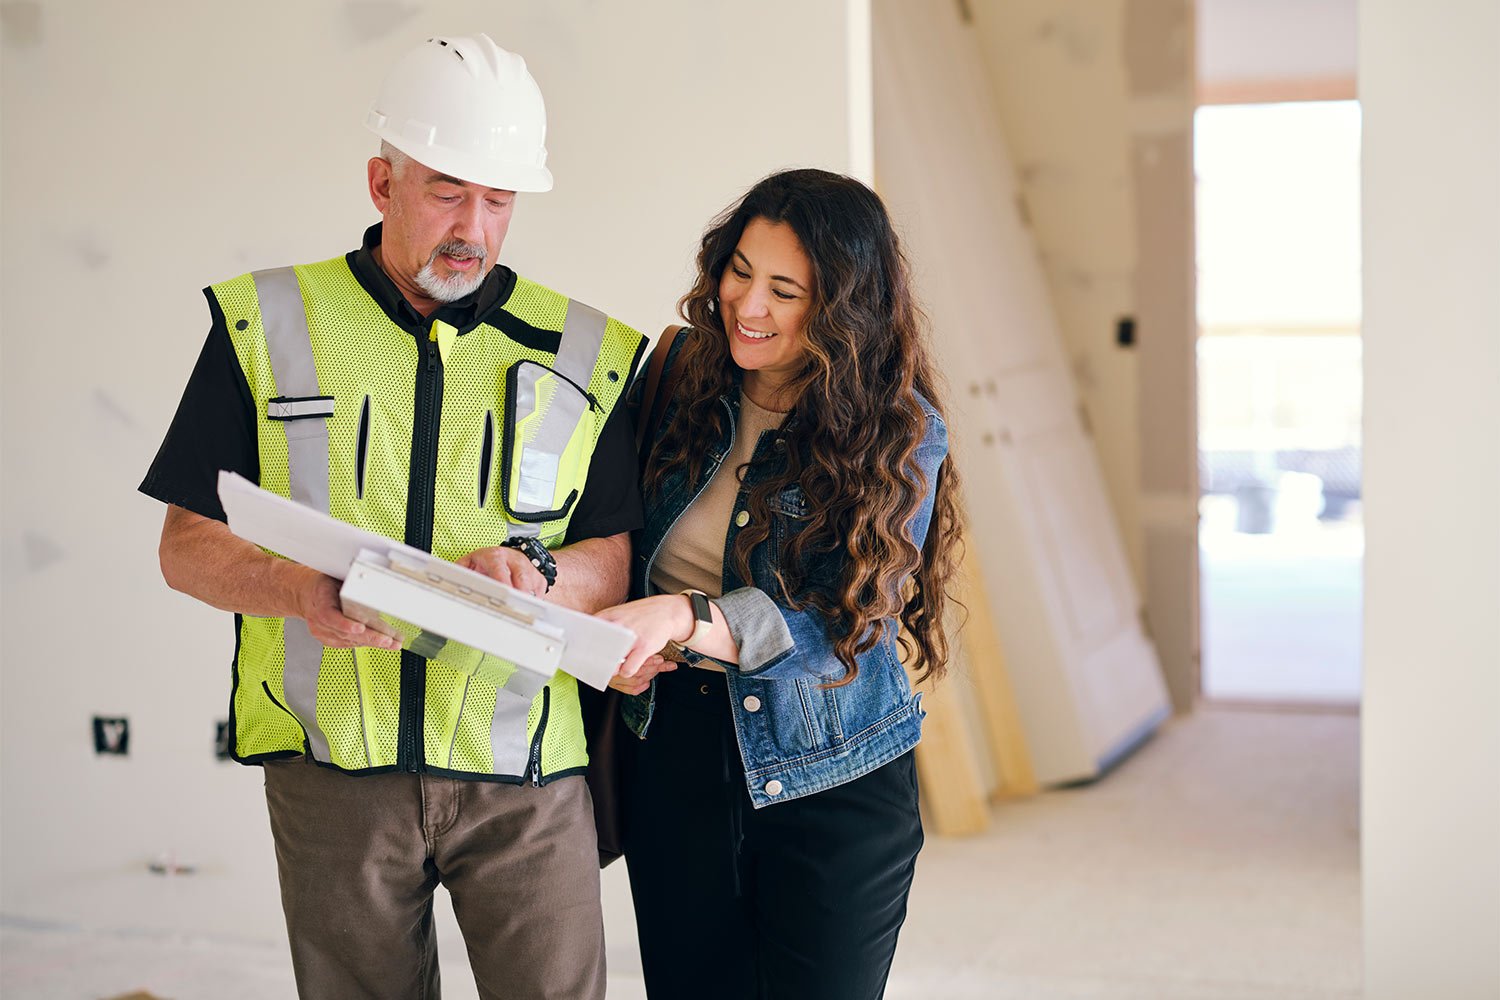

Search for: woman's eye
xmin=731 ymin=267 xmax=750 ymax=279
xmin=773 ymin=289 xmax=795 ymax=301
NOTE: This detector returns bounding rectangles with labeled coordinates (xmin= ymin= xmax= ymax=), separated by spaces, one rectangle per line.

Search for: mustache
xmin=429 ymin=239 xmax=487 ymax=266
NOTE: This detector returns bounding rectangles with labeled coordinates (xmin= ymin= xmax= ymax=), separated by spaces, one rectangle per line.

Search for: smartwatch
xmin=680 ymin=589 xmax=714 ymax=647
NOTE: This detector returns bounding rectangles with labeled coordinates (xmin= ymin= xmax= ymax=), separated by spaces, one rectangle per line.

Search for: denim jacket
xmin=622 ymin=334 xmax=949 ymax=808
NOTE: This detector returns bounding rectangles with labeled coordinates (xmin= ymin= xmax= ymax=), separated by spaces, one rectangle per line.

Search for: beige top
xmin=650 ymin=389 xmax=787 ymax=613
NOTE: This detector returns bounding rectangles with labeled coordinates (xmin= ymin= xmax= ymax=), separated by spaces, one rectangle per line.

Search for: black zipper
xmin=528 ymin=686 xmax=550 ymax=785
xmin=261 ymin=681 xmax=298 ymax=721
xmin=398 ymin=332 xmax=443 ymax=772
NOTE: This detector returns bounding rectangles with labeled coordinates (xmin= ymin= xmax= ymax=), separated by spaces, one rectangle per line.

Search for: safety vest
xmin=213 ymin=256 xmax=644 ymax=780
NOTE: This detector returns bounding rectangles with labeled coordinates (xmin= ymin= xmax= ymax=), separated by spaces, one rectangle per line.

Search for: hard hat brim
xmin=371 ymin=127 xmax=554 ymax=194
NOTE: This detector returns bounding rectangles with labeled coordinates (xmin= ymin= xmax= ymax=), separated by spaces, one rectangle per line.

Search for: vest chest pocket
xmin=267 ymin=395 xmax=335 ymax=422
xmin=502 ymin=359 xmax=597 ymax=522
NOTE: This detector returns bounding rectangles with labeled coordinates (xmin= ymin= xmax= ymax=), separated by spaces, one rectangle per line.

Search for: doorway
xmin=1194 ymin=100 xmax=1363 ymax=705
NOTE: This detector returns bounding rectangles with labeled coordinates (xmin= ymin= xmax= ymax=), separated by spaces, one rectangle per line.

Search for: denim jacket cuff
xmin=713 ymin=587 xmax=795 ymax=675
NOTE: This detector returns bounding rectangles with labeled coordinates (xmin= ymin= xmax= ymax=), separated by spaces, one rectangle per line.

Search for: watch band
xmin=498 ymin=536 xmax=557 ymax=592
xmin=681 ymin=589 xmax=714 ymax=647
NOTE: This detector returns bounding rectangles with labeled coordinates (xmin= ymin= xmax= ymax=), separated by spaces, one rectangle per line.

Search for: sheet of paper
xmin=217 ymin=471 xmax=633 ymax=690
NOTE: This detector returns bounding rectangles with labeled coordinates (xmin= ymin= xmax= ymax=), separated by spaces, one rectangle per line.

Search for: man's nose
xmin=452 ymin=199 xmax=486 ymax=244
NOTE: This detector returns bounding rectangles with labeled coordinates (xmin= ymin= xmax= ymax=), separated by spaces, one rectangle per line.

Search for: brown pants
xmin=263 ymin=757 xmax=605 ymax=1000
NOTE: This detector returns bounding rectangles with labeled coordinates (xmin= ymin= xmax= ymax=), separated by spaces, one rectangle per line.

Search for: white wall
xmin=1198 ymin=0 xmax=1356 ymax=87
xmin=1361 ymin=1 xmax=1500 ymax=996
xmin=0 ymin=0 xmax=869 ymax=939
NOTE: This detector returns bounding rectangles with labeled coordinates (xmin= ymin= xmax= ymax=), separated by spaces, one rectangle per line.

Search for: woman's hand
xmin=598 ymin=595 xmax=697 ymax=678
xmin=607 ymin=653 xmax=675 ymax=696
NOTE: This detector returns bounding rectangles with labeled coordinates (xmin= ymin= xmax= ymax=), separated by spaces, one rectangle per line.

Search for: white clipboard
xmin=217 ymin=471 xmax=633 ymax=691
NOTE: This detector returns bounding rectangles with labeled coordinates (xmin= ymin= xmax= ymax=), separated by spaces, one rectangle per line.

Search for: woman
xmin=599 ymin=168 xmax=962 ymax=1000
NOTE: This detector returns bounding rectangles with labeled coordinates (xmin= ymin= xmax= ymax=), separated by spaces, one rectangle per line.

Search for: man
xmin=140 ymin=34 xmax=644 ymax=999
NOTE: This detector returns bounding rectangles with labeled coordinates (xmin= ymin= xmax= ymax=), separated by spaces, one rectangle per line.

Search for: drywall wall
xmin=1198 ymin=0 xmax=1356 ymax=101
xmin=1361 ymin=0 xmax=1500 ymax=996
xmin=0 ymin=0 xmax=869 ymax=940
xmin=873 ymin=0 xmax=1169 ymax=786
xmin=967 ymin=0 xmax=1200 ymax=709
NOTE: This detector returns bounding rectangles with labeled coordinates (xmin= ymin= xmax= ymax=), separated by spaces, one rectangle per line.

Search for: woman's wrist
xmin=672 ymin=593 xmax=698 ymax=644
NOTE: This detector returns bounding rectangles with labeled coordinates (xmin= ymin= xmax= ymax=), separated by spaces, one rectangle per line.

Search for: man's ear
xmin=368 ymin=156 xmax=394 ymax=214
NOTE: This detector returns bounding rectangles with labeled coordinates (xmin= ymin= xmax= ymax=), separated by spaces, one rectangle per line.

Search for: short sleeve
xmin=562 ymin=398 xmax=644 ymax=544
xmin=137 ymin=289 xmax=257 ymax=522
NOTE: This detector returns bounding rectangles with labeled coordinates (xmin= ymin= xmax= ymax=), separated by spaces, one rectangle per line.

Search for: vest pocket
xmin=501 ymin=359 xmax=596 ymax=523
xmin=356 ymin=395 xmax=371 ymax=500
xmin=266 ymin=395 xmax=335 ymax=421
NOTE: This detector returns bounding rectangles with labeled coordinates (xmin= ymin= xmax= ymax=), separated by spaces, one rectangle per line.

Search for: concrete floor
xmin=1199 ymin=498 xmax=1363 ymax=705
xmin=1 ymin=707 xmax=1360 ymax=999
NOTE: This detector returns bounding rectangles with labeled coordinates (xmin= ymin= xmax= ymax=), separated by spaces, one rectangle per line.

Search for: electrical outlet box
xmin=93 ymin=716 xmax=129 ymax=755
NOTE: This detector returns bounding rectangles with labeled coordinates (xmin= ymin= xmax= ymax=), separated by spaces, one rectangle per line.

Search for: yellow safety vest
xmin=213 ymin=255 xmax=643 ymax=780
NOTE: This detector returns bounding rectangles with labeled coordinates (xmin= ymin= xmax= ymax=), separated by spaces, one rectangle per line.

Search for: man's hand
xmin=158 ymin=507 xmax=400 ymax=650
xmin=458 ymin=546 xmax=549 ymax=597
xmin=294 ymin=570 xmax=400 ymax=650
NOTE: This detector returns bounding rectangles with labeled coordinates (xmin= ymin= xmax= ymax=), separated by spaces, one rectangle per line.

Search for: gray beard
xmin=416 ymin=241 xmax=488 ymax=302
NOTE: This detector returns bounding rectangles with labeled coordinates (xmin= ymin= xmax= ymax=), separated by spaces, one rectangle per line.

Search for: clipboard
xmin=217 ymin=471 xmax=632 ymax=691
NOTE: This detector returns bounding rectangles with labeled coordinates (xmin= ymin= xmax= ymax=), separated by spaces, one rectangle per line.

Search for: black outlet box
xmin=93 ymin=716 xmax=129 ymax=755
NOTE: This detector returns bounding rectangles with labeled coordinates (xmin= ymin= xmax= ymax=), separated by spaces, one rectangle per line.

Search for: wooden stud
xmin=910 ymin=667 xmax=990 ymax=836
xmin=958 ymin=548 xmax=1040 ymax=799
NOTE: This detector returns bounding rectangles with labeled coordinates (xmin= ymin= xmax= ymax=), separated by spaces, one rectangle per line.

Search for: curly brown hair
xmin=645 ymin=169 xmax=964 ymax=685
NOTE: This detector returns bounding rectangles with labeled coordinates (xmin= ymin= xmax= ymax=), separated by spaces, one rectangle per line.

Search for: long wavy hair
xmin=645 ymin=169 xmax=964 ymax=686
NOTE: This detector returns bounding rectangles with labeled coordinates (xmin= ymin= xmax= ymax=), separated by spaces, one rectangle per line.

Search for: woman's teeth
xmin=738 ymin=322 xmax=776 ymax=340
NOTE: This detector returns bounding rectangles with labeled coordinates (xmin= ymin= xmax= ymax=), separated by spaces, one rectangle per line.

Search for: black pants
xmin=621 ymin=669 xmax=923 ymax=1000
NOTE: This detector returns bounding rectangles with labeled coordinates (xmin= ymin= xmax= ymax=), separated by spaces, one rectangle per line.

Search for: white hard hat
xmin=366 ymin=33 xmax=553 ymax=193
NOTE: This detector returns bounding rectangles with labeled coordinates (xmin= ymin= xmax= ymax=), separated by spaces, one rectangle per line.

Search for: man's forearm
xmin=547 ymin=532 xmax=630 ymax=614
xmin=159 ymin=505 xmax=316 ymax=617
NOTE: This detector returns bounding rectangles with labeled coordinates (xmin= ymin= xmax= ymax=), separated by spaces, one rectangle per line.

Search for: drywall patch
xmin=1125 ymin=0 xmax=1190 ymax=94
xmin=0 ymin=1 xmax=41 ymax=48
xmin=72 ymin=236 xmax=110 ymax=270
xmin=341 ymin=1 xmax=420 ymax=44
xmin=22 ymin=530 xmax=65 ymax=572
xmin=1131 ymin=127 xmax=1194 ymax=495
xmin=1036 ymin=15 xmax=1103 ymax=65
xmin=92 ymin=388 xmax=138 ymax=429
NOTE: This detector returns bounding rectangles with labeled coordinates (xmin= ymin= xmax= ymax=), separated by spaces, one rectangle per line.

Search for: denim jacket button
xmin=743 ymin=695 xmax=762 ymax=712
xmin=764 ymin=779 xmax=783 ymax=796
xmin=734 ymin=510 xmax=750 ymax=528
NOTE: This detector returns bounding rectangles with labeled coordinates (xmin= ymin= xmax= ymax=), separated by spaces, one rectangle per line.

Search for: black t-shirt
xmin=139 ymin=225 xmax=644 ymax=544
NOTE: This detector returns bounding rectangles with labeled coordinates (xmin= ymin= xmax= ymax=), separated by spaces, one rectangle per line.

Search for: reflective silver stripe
xmin=252 ymin=267 xmax=331 ymax=513
xmin=267 ymin=397 xmax=335 ymax=420
xmin=282 ymin=618 xmax=332 ymax=762
xmin=502 ymin=668 xmax=549 ymax=703
xmin=252 ymin=267 xmax=337 ymax=762
xmin=507 ymin=298 xmax=612 ymax=530
xmin=490 ymin=686 xmax=536 ymax=776
xmin=555 ymin=299 xmax=609 ymax=387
